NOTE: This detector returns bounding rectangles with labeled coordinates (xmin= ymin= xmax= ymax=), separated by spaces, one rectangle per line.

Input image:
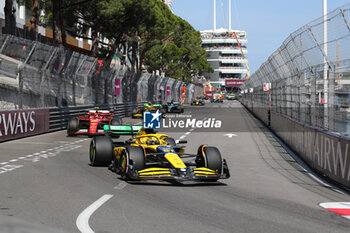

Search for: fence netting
xmin=0 ymin=34 xmax=197 ymax=110
xmin=241 ymin=4 xmax=350 ymax=136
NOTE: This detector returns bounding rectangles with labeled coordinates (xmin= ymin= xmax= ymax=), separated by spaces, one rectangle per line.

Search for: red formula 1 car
xmin=67 ymin=109 xmax=122 ymax=137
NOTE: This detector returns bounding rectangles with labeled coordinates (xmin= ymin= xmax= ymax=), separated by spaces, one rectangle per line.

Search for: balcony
xmin=204 ymin=47 xmax=248 ymax=54
xmin=215 ymin=67 xmax=248 ymax=74
xmin=207 ymin=57 xmax=246 ymax=63
xmin=202 ymin=38 xmax=248 ymax=44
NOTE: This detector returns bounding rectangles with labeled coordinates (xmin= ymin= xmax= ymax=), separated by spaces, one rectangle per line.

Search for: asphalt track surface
xmin=1 ymin=101 xmax=350 ymax=233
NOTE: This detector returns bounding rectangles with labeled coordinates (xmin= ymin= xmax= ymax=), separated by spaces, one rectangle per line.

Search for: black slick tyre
xmin=67 ymin=118 xmax=79 ymax=136
xmin=196 ymin=145 xmax=223 ymax=174
xmin=119 ymin=146 xmax=145 ymax=180
xmin=89 ymin=136 xmax=113 ymax=166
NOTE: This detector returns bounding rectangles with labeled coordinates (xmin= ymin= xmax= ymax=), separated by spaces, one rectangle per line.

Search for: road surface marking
xmin=320 ymin=202 xmax=350 ymax=220
xmin=114 ymin=181 xmax=127 ymax=190
xmin=176 ymin=130 xmax=192 ymax=143
xmin=7 ymin=142 xmax=55 ymax=145
xmin=76 ymin=194 xmax=114 ymax=233
xmin=223 ymin=133 xmax=237 ymax=138
xmin=0 ymin=139 xmax=84 ymax=175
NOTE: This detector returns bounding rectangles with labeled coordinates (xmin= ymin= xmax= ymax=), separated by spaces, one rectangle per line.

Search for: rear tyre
xmin=67 ymin=118 xmax=79 ymax=136
xmin=166 ymin=137 xmax=176 ymax=147
xmin=196 ymin=146 xmax=222 ymax=180
xmin=111 ymin=116 xmax=123 ymax=125
xmin=90 ymin=136 xmax=113 ymax=166
xmin=119 ymin=146 xmax=145 ymax=180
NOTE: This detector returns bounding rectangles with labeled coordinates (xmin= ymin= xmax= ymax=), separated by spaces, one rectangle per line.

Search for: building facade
xmin=162 ymin=0 xmax=173 ymax=11
xmin=200 ymin=28 xmax=248 ymax=90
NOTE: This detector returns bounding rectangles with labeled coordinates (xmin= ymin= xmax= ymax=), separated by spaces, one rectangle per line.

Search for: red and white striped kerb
xmin=320 ymin=202 xmax=350 ymax=220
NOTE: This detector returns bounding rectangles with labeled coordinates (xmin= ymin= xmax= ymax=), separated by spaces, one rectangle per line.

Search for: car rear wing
xmin=103 ymin=125 xmax=142 ymax=136
xmin=143 ymin=103 xmax=162 ymax=108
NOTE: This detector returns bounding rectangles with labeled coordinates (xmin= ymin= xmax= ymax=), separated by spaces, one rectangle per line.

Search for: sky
xmin=172 ymin=0 xmax=350 ymax=73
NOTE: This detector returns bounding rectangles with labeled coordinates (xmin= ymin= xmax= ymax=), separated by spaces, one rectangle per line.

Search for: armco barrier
xmin=48 ymin=102 xmax=143 ymax=132
xmin=0 ymin=102 xmax=144 ymax=142
xmin=243 ymin=101 xmax=350 ymax=189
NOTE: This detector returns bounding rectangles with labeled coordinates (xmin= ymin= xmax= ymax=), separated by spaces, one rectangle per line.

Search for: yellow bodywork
xmin=113 ymin=147 xmax=124 ymax=160
xmin=138 ymin=168 xmax=171 ymax=177
xmin=165 ymin=153 xmax=186 ymax=169
xmin=193 ymin=167 xmax=217 ymax=176
xmin=111 ymin=129 xmax=220 ymax=178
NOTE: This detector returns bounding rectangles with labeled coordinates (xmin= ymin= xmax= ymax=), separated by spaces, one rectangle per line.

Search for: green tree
xmin=142 ymin=14 xmax=213 ymax=82
xmin=15 ymin=0 xmax=213 ymax=82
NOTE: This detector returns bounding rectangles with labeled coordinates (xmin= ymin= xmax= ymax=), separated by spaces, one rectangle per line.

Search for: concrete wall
xmin=242 ymin=100 xmax=350 ymax=189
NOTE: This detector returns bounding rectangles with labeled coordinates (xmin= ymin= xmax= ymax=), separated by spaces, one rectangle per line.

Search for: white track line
xmin=176 ymin=129 xmax=193 ymax=143
xmin=114 ymin=181 xmax=127 ymax=190
xmin=76 ymin=194 xmax=114 ymax=233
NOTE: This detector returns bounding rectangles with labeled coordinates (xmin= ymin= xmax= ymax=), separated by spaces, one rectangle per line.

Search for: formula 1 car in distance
xmin=191 ymin=98 xmax=205 ymax=106
xmin=211 ymin=93 xmax=224 ymax=103
xmin=132 ymin=102 xmax=164 ymax=118
xmin=89 ymin=126 xmax=230 ymax=182
xmin=67 ymin=109 xmax=122 ymax=137
xmin=163 ymin=101 xmax=184 ymax=113
xmin=227 ymin=93 xmax=237 ymax=100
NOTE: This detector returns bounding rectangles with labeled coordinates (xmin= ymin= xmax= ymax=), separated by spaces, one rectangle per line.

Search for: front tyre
xmin=90 ymin=136 xmax=113 ymax=166
xmin=119 ymin=146 xmax=145 ymax=180
xmin=196 ymin=145 xmax=223 ymax=175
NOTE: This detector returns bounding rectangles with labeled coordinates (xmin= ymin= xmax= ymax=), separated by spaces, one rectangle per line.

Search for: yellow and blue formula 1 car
xmin=131 ymin=102 xmax=164 ymax=118
xmin=89 ymin=125 xmax=230 ymax=182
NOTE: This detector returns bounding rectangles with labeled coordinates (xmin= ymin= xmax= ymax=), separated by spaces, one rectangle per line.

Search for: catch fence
xmin=0 ymin=34 xmax=200 ymax=110
xmin=241 ymin=3 xmax=350 ymax=136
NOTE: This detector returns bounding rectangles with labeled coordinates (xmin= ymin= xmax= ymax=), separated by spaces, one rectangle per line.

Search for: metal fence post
xmin=16 ymin=63 xmax=24 ymax=109
xmin=328 ymin=67 xmax=335 ymax=131
xmin=0 ymin=35 xmax=10 ymax=54
xmin=39 ymin=47 xmax=58 ymax=107
xmin=310 ymin=68 xmax=316 ymax=127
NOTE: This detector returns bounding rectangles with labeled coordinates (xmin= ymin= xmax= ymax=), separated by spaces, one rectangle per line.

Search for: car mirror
xmin=178 ymin=140 xmax=187 ymax=144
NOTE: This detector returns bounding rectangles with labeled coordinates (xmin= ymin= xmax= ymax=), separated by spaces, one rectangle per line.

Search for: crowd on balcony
xmin=201 ymin=32 xmax=246 ymax=40
xmin=218 ymin=54 xmax=243 ymax=59
xmin=202 ymin=43 xmax=247 ymax=51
